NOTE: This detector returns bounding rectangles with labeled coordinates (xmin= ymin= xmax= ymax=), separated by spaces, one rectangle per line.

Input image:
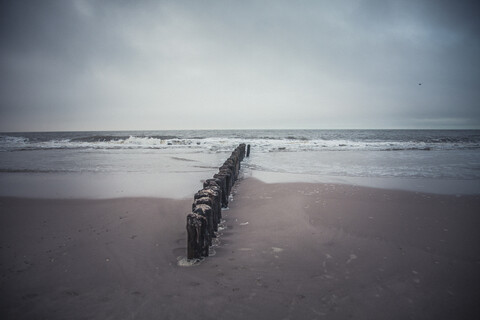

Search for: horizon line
xmin=2 ymin=127 xmax=480 ymax=134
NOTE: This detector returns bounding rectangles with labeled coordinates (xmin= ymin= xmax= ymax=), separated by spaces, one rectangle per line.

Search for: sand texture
xmin=1 ymin=178 xmax=479 ymax=319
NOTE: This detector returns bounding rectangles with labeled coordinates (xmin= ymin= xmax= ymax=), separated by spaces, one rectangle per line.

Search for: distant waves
xmin=1 ymin=129 xmax=479 ymax=153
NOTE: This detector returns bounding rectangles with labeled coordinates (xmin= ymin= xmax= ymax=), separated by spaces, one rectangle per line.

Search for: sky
xmin=0 ymin=0 xmax=479 ymax=131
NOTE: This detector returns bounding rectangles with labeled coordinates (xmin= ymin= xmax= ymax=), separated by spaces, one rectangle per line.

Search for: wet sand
xmin=1 ymin=178 xmax=479 ymax=319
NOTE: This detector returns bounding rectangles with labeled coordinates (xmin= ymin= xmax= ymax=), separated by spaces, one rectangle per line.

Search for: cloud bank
xmin=1 ymin=0 xmax=479 ymax=131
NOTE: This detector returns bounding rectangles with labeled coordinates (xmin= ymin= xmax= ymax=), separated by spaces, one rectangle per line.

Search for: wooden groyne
xmin=187 ymin=144 xmax=247 ymax=260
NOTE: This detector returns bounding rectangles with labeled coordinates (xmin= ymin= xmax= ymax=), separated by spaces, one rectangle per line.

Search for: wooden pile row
xmin=186 ymin=144 xmax=247 ymax=260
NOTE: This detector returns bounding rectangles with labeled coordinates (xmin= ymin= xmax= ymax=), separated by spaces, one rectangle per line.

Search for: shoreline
xmin=1 ymin=170 xmax=479 ymax=199
xmin=1 ymin=178 xmax=479 ymax=319
xmin=249 ymin=170 xmax=480 ymax=195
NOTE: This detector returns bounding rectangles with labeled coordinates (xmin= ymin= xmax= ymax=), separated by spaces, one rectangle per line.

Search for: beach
xmin=2 ymin=0 xmax=479 ymax=317
xmin=1 ymin=178 xmax=479 ymax=320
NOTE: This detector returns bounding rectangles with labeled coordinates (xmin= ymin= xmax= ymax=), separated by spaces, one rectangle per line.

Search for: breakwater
xmin=186 ymin=144 xmax=247 ymax=260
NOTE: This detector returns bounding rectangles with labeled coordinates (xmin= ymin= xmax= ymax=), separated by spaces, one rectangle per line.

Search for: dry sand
xmin=1 ymin=178 xmax=479 ymax=319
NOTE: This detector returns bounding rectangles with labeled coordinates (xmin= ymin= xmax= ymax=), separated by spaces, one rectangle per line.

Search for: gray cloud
xmin=1 ymin=0 xmax=479 ymax=131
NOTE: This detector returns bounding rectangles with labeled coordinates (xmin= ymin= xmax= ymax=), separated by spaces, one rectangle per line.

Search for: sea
xmin=1 ymin=129 xmax=479 ymax=198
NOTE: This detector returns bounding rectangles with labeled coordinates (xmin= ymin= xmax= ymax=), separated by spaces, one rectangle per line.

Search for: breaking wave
xmin=1 ymin=130 xmax=480 ymax=153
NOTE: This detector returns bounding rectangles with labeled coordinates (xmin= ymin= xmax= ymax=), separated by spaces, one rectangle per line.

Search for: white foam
xmin=176 ymin=256 xmax=202 ymax=267
xmin=3 ymin=132 xmax=478 ymax=153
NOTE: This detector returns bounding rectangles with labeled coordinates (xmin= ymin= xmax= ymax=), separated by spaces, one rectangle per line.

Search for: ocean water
xmin=1 ymin=130 xmax=479 ymax=197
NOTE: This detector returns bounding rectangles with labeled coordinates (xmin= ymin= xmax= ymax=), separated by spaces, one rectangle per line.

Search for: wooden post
xmin=203 ymin=185 xmax=222 ymax=223
xmin=193 ymin=197 xmax=217 ymax=232
xmin=193 ymin=204 xmax=214 ymax=246
xmin=212 ymin=174 xmax=228 ymax=207
xmin=218 ymin=168 xmax=232 ymax=196
xmin=246 ymin=144 xmax=251 ymax=157
xmin=194 ymin=188 xmax=221 ymax=232
xmin=186 ymin=213 xmax=207 ymax=259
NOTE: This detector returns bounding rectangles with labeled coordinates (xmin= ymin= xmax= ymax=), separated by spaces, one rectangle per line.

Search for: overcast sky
xmin=1 ymin=0 xmax=479 ymax=131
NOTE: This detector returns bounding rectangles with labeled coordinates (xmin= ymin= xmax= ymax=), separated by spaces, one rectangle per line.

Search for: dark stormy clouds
xmin=1 ymin=0 xmax=479 ymax=131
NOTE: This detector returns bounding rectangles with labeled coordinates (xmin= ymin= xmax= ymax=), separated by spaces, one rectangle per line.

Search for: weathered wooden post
xmin=203 ymin=178 xmax=222 ymax=190
xmin=238 ymin=143 xmax=246 ymax=160
xmin=213 ymin=173 xmax=228 ymax=208
xmin=223 ymin=158 xmax=237 ymax=182
xmin=232 ymin=149 xmax=241 ymax=176
xmin=193 ymin=197 xmax=217 ymax=232
xmin=211 ymin=174 xmax=228 ymax=207
xmin=246 ymin=144 xmax=251 ymax=157
xmin=203 ymin=185 xmax=222 ymax=225
xmin=203 ymin=179 xmax=223 ymax=218
xmin=194 ymin=188 xmax=221 ymax=232
xmin=186 ymin=213 xmax=207 ymax=259
xmin=192 ymin=204 xmax=214 ymax=246
xmin=218 ymin=168 xmax=232 ymax=196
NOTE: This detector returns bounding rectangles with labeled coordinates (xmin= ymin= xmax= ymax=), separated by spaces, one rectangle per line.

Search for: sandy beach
xmin=1 ymin=178 xmax=479 ymax=320
xmin=2 ymin=0 xmax=479 ymax=318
